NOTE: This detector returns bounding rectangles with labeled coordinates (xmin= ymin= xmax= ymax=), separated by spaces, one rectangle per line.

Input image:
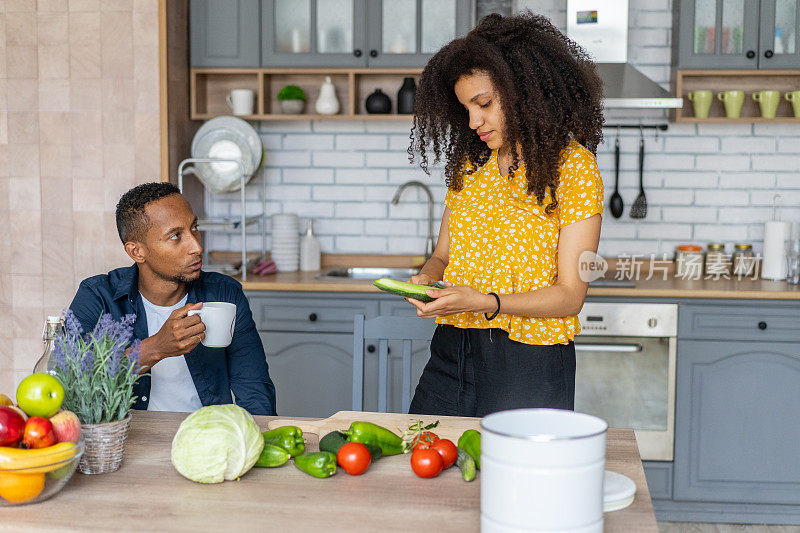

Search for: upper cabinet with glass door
xmin=676 ymin=0 xmax=800 ymax=69
xmin=261 ymin=0 xmax=473 ymax=68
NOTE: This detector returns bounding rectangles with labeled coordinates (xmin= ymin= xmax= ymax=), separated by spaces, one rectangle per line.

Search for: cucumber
xmin=373 ymin=278 xmax=435 ymax=302
xmin=456 ymin=447 xmax=476 ymax=482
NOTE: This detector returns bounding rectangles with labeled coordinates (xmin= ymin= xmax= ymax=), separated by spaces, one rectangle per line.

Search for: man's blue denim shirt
xmin=68 ymin=264 xmax=277 ymax=416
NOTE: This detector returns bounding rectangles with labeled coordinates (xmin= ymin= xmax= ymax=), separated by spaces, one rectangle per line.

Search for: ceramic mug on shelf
xmin=752 ymin=90 xmax=781 ymax=119
xmin=226 ymin=89 xmax=255 ymax=116
xmin=687 ymin=90 xmax=713 ymax=118
xmin=784 ymin=90 xmax=800 ymax=118
xmin=716 ymin=90 xmax=745 ymax=118
xmin=188 ymin=302 xmax=237 ymax=348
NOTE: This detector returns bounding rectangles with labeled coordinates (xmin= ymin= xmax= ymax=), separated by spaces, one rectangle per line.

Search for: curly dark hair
xmin=409 ymin=12 xmax=604 ymax=215
xmin=116 ymin=182 xmax=181 ymax=243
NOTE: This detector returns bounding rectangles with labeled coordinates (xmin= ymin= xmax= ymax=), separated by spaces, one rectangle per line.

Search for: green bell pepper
xmin=345 ymin=421 xmax=404 ymax=456
xmin=262 ymin=426 xmax=306 ymax=457
xmin=293 ymin=451 xmax=337 ymax=478
xmin=254 ymin=443 xmax=291 ymax=468
xmin=457 ymin=429 xmax=481 ymax=469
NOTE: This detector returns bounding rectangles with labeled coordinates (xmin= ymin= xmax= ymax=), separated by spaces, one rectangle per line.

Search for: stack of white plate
xmin=271 ymin=214 xmax=300 ymax=272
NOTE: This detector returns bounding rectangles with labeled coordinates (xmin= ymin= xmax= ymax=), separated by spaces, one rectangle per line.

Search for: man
xmin=69 ymin=182 xmax=277 ymax=415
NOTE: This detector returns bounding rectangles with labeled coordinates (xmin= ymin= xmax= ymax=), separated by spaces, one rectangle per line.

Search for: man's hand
xmin=138 ymin=302 xmax=206 ymax=371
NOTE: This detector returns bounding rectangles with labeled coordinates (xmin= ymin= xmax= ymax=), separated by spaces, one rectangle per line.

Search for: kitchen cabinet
xmin=675 ymin=0 xmax=800 ymax=69
xmin=260 ymin=0 xmax=472 ymax=68
xmin=190 ymin=0 xmax=261 ymax=67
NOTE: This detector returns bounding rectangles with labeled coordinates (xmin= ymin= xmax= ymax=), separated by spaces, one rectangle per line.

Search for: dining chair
xmin=352 ymin=314 xmax=437 ymax=413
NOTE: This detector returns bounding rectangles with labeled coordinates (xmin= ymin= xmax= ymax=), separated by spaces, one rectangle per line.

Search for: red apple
xmin=49 ymin=410 xmax=81 ymax=444
xmin=0 ymin=406 xmax=26 ymax=446
xmin=8 ymin=405 xmax=28 ymax=422
xmin=22 ymin=416 xmax=57 ymax=449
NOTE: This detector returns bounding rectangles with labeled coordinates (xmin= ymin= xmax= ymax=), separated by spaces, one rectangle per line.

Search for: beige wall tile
xmin=102 ymin=77 xmax=133 ymax=112
xmin=69 ymin=0 xmax=100 ymax=11
xmin=8 ymin=144 xmax=39 ymax=177
xmin=8 ymin=176 xmax=41 ymax=210
xmin=134 ymin=112 xmax=159 ymax=179
xmin=0 ymin=271 xmax=10 ymax=307
xmin=0 ymin=341 xmax=13 ymax=373
xmin=0 ymin=179 xmax=9 ymax=211
xmin=6 ymin=79 xmax=37 ymax=111
xmin=6 ymin=45 xmax=38 ymax=78
xmin=101 ymin=11 xmax=133 ymax=77
xmin=70 ymin=111 xmax=101 ymax=144
xmin=103 ymin=110 xmax=134 ymax=144
xmin=73 ymin=211 xmax=109 ymax=278
xmin=38 ymin=44 xmax=70 ymax=79
xmin=0 ymin=210 xmax=9 ymax=241
xmin=101 ymin=0 xmax=132 ymax=10
xmin=38 ymin=78 xmax=70 ymax=111
xmin=68 ymin=11 xmax=99 ymax=46
xmin=72 ymin=177 xmax=105 ymax=211
xmin=6 ymin=0 xmax=36 ymax=12
xmin=7 ymin=111 xmax=38 ymax=143
xmin=37 ymin=13 xmax=69 ymax=43
xmin=0 ymin=112 xmax=8 ymax=145
xmin=102 ymin=142 xmax=135 ymax=182
xmin=12 ymin=306 xmax=44 ymax=337
xmin=40 ymin=176 xmax=73 ymax=210
xmin=44 ymin=275 xmax=78 ymax=309
xmin=133 ymin=0 xmax=158 ymax=13
xmin=69 ymin=44 xmax=101 ymax=78
xmin=0 ymin=147 xmax=7 ymax=179
xmin=11 ymin=274 xmax=43 ymax=307
xmin=38 ymin=0 xmax=69 ymax=11
xmin=13 ymin=337 xmax=41 ymax=372
xmin=6 ymin=12 xmax=36 ymax=45
xmin=132 ymin=7 xmax=156 ymax=47
xmin=39 ymin=143 xmax=71 ymax=178
xmin=38 ymin=111 xmax=71 ymax=144
xmin=69 ymin=79 xmax=101 ymax=111
xmin=10 ymin=210 xmax=43 ymax=275
xmin=71 ymin=142 xmax=102 ymax=179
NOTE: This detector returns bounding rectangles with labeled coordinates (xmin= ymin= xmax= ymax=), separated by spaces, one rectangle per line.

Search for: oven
xmin=574 ymin=303 xmax=677 ymax=461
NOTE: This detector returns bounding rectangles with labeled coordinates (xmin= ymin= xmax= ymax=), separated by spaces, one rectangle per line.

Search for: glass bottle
xmin=33 ymin=316 xmax=63 ymax=375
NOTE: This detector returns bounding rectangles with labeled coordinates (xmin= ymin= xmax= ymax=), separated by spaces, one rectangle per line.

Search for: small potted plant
xmin=51 ymin=311 xmax=145 ymax=474
xmin=277 ymin=85 xmax=306 ymax=114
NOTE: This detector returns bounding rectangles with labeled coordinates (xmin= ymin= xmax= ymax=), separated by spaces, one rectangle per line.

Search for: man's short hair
xmin=116 ymin=182 xmax=181 ymax=243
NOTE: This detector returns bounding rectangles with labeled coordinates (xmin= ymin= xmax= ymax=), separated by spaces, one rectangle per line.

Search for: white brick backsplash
xmin=283 ymin=134 xmax=334 ymax=150
xmin=335 ymin=134 xmax=388 ymax=150
xmin=204 ymin=0 xmax=800 ymax=259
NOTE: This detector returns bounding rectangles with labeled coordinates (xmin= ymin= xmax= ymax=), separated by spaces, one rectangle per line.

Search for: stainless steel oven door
xmin=573 ymin=335 xmax=676 ymax=461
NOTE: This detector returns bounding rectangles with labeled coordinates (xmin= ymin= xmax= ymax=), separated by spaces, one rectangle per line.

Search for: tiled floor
xmin=658 ymin=522 xmax=800 ymax=532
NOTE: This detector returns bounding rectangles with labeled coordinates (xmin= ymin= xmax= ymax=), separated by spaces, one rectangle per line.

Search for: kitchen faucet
xmin=391 ymin=180 xmax=435 ymax=259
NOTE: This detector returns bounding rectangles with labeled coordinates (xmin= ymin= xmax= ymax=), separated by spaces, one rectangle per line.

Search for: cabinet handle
xmin=353 ymin=49 xmax=362 ymax=57
xmin=308 ymin=313 xmax=318 ymax=322
xmin=369 ymin=49 xmax=378 ymax=58
xmin=764 ymin=49 xmax=774 ymax=58
xmin=758 ymin=321 xmax=767 ymax=330
xmin=746 ymin=50 xmax=756 ymax=59
xmin=367 ymin=344 xmax=375 ymax=353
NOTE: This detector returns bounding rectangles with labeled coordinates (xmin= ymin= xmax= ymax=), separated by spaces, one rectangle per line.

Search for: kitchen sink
xmin=316 ymin=266 xmax=420 ymax=280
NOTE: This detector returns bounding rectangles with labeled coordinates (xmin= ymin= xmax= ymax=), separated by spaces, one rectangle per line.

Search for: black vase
xmin=366 ymin=89 xmax=391 ymax=114
xmin=397 ymin=77 xmax=416 ymax=114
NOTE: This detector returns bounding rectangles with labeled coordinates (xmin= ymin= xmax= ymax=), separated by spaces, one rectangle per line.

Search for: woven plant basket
xmin=79 ymin=414 xmax=132 ymax=475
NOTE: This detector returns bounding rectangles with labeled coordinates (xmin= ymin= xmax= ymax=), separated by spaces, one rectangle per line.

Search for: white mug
xmin=226 ymin=89 xmax=254 ymax=116
xmin=188 ymin=302 xmax=237 ymax=348
xmin=480 ymin=409 xmax=608 ymax=532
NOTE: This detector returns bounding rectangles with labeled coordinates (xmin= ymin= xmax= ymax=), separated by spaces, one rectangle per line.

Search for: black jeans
xmin=408 ymin=324 xmax=576 ymax=417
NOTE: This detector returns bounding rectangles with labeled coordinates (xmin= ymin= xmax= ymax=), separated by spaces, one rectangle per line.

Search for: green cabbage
xmin=170 ymin=404 xmax=265 ymax=483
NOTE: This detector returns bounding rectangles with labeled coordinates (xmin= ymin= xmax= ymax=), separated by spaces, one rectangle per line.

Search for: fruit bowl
xmin=0 ymin=439 xmax=84 ymax=506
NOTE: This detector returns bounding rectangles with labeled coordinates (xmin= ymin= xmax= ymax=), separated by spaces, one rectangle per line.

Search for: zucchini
xmin=373 ymin=278 xmax=435 ymax=302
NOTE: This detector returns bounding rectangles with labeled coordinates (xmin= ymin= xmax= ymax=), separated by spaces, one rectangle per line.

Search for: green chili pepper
xmin=345 ymin=421 xmax=404 ymax=456
xmin=254 ymin=443 xmax=291 ymax=468
xmin=293 ymin=451 xmax=337 ymax=478
xmin=457 ymin=429 xmax=481 ymax=469
xmin=262 ymin=426 xmax=306 ymax=457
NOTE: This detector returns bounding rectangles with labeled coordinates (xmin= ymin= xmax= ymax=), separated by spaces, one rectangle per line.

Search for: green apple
xmin=16 ymin=373 xmax=65 ymax=418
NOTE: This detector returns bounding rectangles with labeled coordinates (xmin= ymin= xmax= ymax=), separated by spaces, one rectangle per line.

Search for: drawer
xmin=246 ymin=294 xmax=379 ymax=333
xmin=679 ymin=303 xmax=800 ymax=342
xmin=643 ymin=461 xmax=673 ymax=500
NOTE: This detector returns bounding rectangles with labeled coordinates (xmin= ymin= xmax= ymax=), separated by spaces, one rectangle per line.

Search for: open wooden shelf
xmin=672 ymin=69 xmax=800 ymax=122
xmin=190 ymin=68 xmax=422 ymax=121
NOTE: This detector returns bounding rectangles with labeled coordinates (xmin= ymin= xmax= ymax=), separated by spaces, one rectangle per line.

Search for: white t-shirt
xmin=141 ymin=294 xmax=203 ymax=413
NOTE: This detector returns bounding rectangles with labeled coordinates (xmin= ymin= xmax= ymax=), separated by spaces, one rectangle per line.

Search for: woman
xmin=406 ymin=12 xmax=604 ymax=417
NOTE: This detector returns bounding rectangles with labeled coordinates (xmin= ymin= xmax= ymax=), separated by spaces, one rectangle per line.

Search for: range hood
xmin=566 ymin=0 xmax=682 ymax=109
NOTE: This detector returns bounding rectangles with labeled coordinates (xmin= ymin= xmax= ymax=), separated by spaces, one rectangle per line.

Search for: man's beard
xmin=153 ymin=266 xmax=200 ymax=285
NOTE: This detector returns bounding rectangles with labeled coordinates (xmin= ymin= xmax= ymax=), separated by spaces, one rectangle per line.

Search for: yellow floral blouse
xmin=437 ymin=139 xmax=604 ymax=345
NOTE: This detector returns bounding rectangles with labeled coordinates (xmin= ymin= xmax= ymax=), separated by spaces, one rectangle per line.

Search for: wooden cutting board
xmin=267 ymin=410 xmax=482 ymax=442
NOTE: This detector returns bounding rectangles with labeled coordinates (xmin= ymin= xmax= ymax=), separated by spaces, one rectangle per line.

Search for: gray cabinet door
xmin=758 ymin=0 xmax=800 ymax=68
xmin=365 ymin=0 xmax=473 ymax=67
xmin=676 ymin=0 xmax=760 ymax=69
xmin=674 ymin=340 xmax=800 ymax=504
xmin=190 ymin=0 xmax=261 ymax=67
xmin=261 ymin=0 xmax=368 ymax=67
xmin=261 ymin=331 xmax=354 ymax=418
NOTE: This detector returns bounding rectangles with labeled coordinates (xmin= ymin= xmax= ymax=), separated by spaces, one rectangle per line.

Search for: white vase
xmin=315 ymin=76 xmax=340 ymax=115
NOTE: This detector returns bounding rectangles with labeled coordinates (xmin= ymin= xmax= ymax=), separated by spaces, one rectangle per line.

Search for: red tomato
xmin=411 ymin=431 xmax=440 ymax=452
xmin=410 ymin=447 xmax=443 ymax=478
xmin=431 ymin=438 xmax=458 ymax=469
xmin=336 ymin=442 xmax=371 ymax=475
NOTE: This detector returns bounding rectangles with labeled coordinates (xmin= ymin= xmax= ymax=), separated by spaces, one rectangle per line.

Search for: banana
xmin=0 ymin=443 xmax=78 ymax=473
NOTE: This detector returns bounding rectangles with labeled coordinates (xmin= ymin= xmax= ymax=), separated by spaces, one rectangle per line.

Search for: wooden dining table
xmin=1 ymin=410 xmax=658 ymax=532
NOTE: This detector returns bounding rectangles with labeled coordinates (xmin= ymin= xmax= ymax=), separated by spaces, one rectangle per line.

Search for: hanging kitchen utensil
xmin=609 ymin=127 xmax=624 ymax=219
xmin=629 ymin=128 xmax=647 ymax=219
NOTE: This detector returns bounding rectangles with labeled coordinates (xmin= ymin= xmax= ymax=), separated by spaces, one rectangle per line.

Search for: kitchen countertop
xmin=3 ymin=410 xmax=657 ymax=532
xmin=236 ymin=255 xmax=800 ymax=300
